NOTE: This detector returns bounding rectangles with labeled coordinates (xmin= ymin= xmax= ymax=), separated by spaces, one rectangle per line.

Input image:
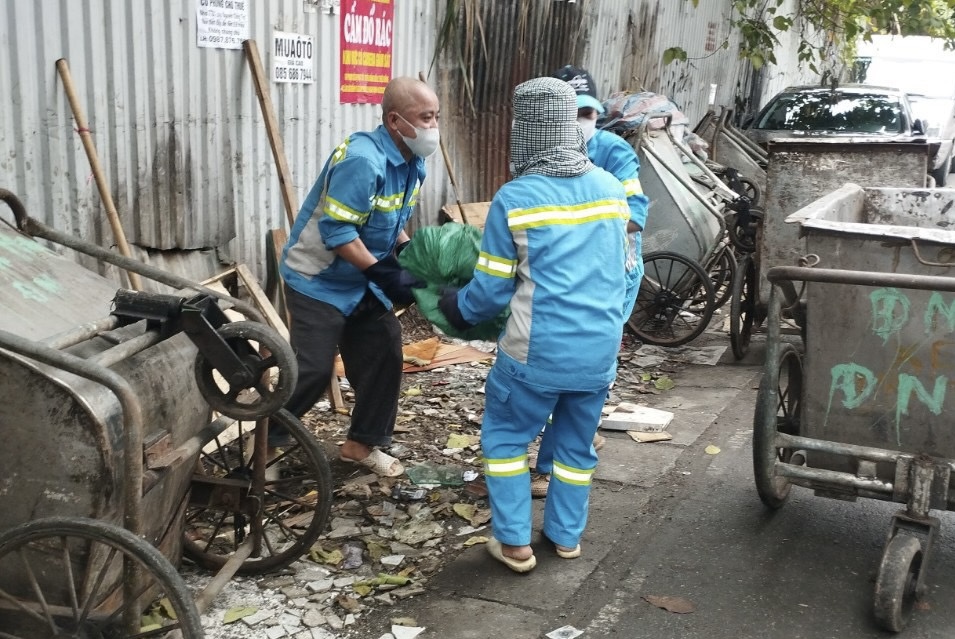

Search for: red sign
xmin=339 ymin=0 xmax=393 ymax=104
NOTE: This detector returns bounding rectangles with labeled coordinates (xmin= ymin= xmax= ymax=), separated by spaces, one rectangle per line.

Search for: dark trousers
xmin=278 ymin=285 xmax=402 ymax=448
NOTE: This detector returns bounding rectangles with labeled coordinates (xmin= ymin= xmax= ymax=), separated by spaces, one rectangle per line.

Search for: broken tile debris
xmin=183 ymin=309 xmax=700 ymax=638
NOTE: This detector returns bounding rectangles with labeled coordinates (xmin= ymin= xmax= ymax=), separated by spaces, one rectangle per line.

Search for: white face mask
xmin=396 ymin=114 xmax=440 ymax=158
xmin=578 ymin=116 xmax=597 ymax=142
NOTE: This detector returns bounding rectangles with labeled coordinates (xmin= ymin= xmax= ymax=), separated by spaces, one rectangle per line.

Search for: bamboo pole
xmin=55 ymin=58 xmax=143 ymax=291
xmin=243 ymin=39 xmax=298 ymax=227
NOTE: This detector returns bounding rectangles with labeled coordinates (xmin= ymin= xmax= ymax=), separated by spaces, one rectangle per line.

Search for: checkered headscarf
xmin=510 ymin=77 xmax=594 ymax=178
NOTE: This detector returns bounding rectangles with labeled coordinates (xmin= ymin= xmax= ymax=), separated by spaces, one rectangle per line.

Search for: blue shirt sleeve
xmin=594 ymin=133 xmax=650 ymax=231
xmin=317 ymin=150 xmax=381 ymax=249
xmin=456 ymin=196 xmax=517 ymax=324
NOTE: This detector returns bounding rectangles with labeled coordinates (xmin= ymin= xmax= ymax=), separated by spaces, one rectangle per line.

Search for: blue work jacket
xmin=588 ymin=129 xmax=650 ymax=281
xmin=456 ymin=169 xmax=630 ymax=391
xmin=281 ymin=125 xmax=426 ymax=314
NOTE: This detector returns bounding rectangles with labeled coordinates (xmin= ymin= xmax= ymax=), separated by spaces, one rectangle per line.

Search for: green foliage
xmin=667 ymin=0 xmax=955 ymax=78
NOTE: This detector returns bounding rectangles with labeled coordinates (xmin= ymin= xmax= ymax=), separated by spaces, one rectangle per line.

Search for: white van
xmin=855 ymin=35 xmax=955 ymax=185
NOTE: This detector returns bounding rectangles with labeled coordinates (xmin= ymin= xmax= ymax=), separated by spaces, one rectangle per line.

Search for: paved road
xmin=358 ymin=337 xmax=955 ymax=639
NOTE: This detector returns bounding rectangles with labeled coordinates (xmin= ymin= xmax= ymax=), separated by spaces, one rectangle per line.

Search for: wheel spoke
xmin=78 ymin=544 xmax=120 ymax=628
xmin=18 ymin=548 xmax=57 ymax=633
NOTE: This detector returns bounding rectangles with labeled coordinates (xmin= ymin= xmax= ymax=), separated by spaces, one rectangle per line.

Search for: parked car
xmin=744 ymin=85 xmax=951 ymax=186
xmin=855 ymin=34 xmax=955 ymax=186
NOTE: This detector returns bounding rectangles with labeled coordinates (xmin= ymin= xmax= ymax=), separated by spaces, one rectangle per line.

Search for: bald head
xmin=382 ymin=77 xmax=440 ymax=161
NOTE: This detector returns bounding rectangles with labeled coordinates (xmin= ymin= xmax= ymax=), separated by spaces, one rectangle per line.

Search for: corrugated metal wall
xmin=0 ymin=0 xmax=446 ymax=286
xmin=433 ymin=0 xmax=796 ymax=203
xmin=1 ymin=0 xmax=814 ymax=288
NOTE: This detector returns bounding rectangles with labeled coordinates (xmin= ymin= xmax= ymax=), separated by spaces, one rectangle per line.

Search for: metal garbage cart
xmin=729 ymin=138 xmax=933 ymax=359
xmin=693 ymin=107 xmax=768 ymax=205
xmin=623 ymin=114 xmax=742 ymax=346
xmin=0 ymin=190 xmax=333 ymax=637
xmin=755 ymin=183 xmax=955 ymax=631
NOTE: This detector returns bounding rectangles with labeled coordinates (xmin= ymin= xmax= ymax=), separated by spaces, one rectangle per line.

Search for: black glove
xmin=438 ymin=287 xmax=474 ymax=331
xmin=395 ymin=239 xmax=411 ymax=257
xmin=363 ymin=255 xmax=424 ymax=306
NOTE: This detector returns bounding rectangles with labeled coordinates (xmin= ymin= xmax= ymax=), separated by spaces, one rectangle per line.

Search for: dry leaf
xmin=453 ymin=503 xmax=477 ymax=521
xmin=463 ymin=535 xmax=489 ymax=546
xmin=704 ymin=445 xmax=721 ymax=455
xmin=222 ymin=606 xmax=258 ymax=624
xmin=642 ymin=594 xmax=695 ymax=614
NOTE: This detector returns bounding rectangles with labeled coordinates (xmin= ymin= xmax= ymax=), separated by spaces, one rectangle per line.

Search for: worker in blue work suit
xmin=438 ymin=77 xmax=630 ymax=572
xmin=278 ymin=77 xmax=438 ymax=478
xmin=529 ymin=66 xmax=651 ymax=497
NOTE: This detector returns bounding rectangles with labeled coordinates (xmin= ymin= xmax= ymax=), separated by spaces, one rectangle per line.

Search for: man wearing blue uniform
xmin=439 ymin=77 xmax=629 ymax=572
xmin=278 ymin=77 xmax=439 ymax=477
xmin=528 ymin=66 xmax=652 ymax=497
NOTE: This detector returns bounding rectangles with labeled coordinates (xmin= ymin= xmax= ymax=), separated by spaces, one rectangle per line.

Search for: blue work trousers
xmin=481 ymin=366 xmax=608 ymax=549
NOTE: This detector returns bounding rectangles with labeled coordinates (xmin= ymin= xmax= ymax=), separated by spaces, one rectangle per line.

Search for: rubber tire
xmin=753 ymin=343 xmax=802 ymax=509
xmin=0 ymin=516 xmax=203 ymax=638
xmin=728 ymin=208 xmax=763 ymax=254
xmin=874 ymin=533 xmax=923 ymax=632
xmin=194 ymin=320 xmax=297 ymax=420
xmin=709 ymin=247 xmax=737 ymax=310
xmin=730 ymin=254 xmax=757 ymax=360
xmin=627 ymin=251 xmax=715 ymax=347
xmin=184 ymin=409 xmax=333 ymax=575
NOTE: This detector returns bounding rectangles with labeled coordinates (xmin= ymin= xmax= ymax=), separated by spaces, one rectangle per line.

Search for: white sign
xmin=197 ymin=0 xmax=249 ymax=50
xmin=273 ymin=31 xmax=315 ymax=84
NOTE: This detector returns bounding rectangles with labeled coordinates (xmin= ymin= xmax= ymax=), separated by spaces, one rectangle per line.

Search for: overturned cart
xmin=0 ymin=190 xmax=332 ymax=637
xmin=755 ymin=184 xmax=955 ymax=631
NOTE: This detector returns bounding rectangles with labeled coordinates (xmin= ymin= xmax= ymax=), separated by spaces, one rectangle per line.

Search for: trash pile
xmin=185 ymin=306 xmax=700 ymax=639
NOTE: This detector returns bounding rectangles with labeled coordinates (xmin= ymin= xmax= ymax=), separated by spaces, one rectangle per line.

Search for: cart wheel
xmin=728 ymin=208 xmax=763 ymax=254
xmin=627 ymin=251 xmax=715 ymax=347
xmin=0 ymin=517 xmax=202 ymax=638
xmin=184 ymin=409 xmax=332 ymax=575
xmin=194 ymin=320 xmax=297 ymax=420
xmin=730 ymin=254 xmax=757 ymax=360
xmin=736 ymin=177 xmax=761 ymax=206
xmin=753 ymin=342 xmax=803 ymax=509
xmin=874 ymin=533 xmax=923 ymax=632
xmin=707 ymin=246 xmax=736 ymax=310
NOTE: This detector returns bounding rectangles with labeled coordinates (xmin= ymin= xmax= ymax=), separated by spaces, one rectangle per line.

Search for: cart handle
xmin=768 ymin=264 xmax=955 ymax=294
xmin=910 ymin=239 xmax=955 ymax=268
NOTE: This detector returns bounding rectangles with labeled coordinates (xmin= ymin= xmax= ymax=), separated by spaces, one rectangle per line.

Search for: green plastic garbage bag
xmin=398 ymin=223 xmax=508 ymax=340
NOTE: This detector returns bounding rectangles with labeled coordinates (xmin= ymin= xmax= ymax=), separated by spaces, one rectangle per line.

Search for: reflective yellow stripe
xmin=325 ymin=196 xmax=368 ymax=224
xmin=622 ymin=178 xmax=643 ymax=197
xmin=476 ymin=251 xmax=517 ymax=279
xmin=331 ymin=140 xmax=349 ymax=165
xmin=484 ymin=455 xmax=529 ymax=477
xmin=508 ymin=199 xmax=628 ymax=231
xmin=552 ymin=460 xmax=595 ymax=486
xmin=373 ymin=193 xmax=404 ymax=211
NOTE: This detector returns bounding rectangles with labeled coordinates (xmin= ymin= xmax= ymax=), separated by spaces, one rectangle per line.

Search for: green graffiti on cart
xmin=869 ymin=288 xmax=955 ymax=339
xmin=827 ymin=287 xmax=954 ymax=444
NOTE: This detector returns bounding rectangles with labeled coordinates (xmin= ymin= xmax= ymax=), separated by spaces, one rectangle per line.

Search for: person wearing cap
xmin=528 ymin=65 xmax=652 ymax=498
xmin=278 ymin=77 xmax=439 ymax=478
xmin=438 ymin=77 xmax=630 ymax=572
xmin=552 ymin=65 xmax=649 ymax=325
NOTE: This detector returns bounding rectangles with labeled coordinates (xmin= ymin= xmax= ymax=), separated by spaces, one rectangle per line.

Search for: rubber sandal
xmin=542 ymin=531 xmax=581 ymax=559
xmin=593 ymin=433 xmax=606 ymax=451
xmin=486 ymin=538 xmax=536 ymax=573
xmin=339 ymin=449 xmax=405 ymax=477
xmin=530 ymin=472 xmax=550 ymax=499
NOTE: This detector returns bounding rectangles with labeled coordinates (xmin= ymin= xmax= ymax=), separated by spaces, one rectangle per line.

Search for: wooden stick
xmin=243 ymin=39 xmax=298 ymax=227
xmin=418 ymin=71 xmax=469 ymax=225
xmin=55 ymin=58 xmax=143 ymax=291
